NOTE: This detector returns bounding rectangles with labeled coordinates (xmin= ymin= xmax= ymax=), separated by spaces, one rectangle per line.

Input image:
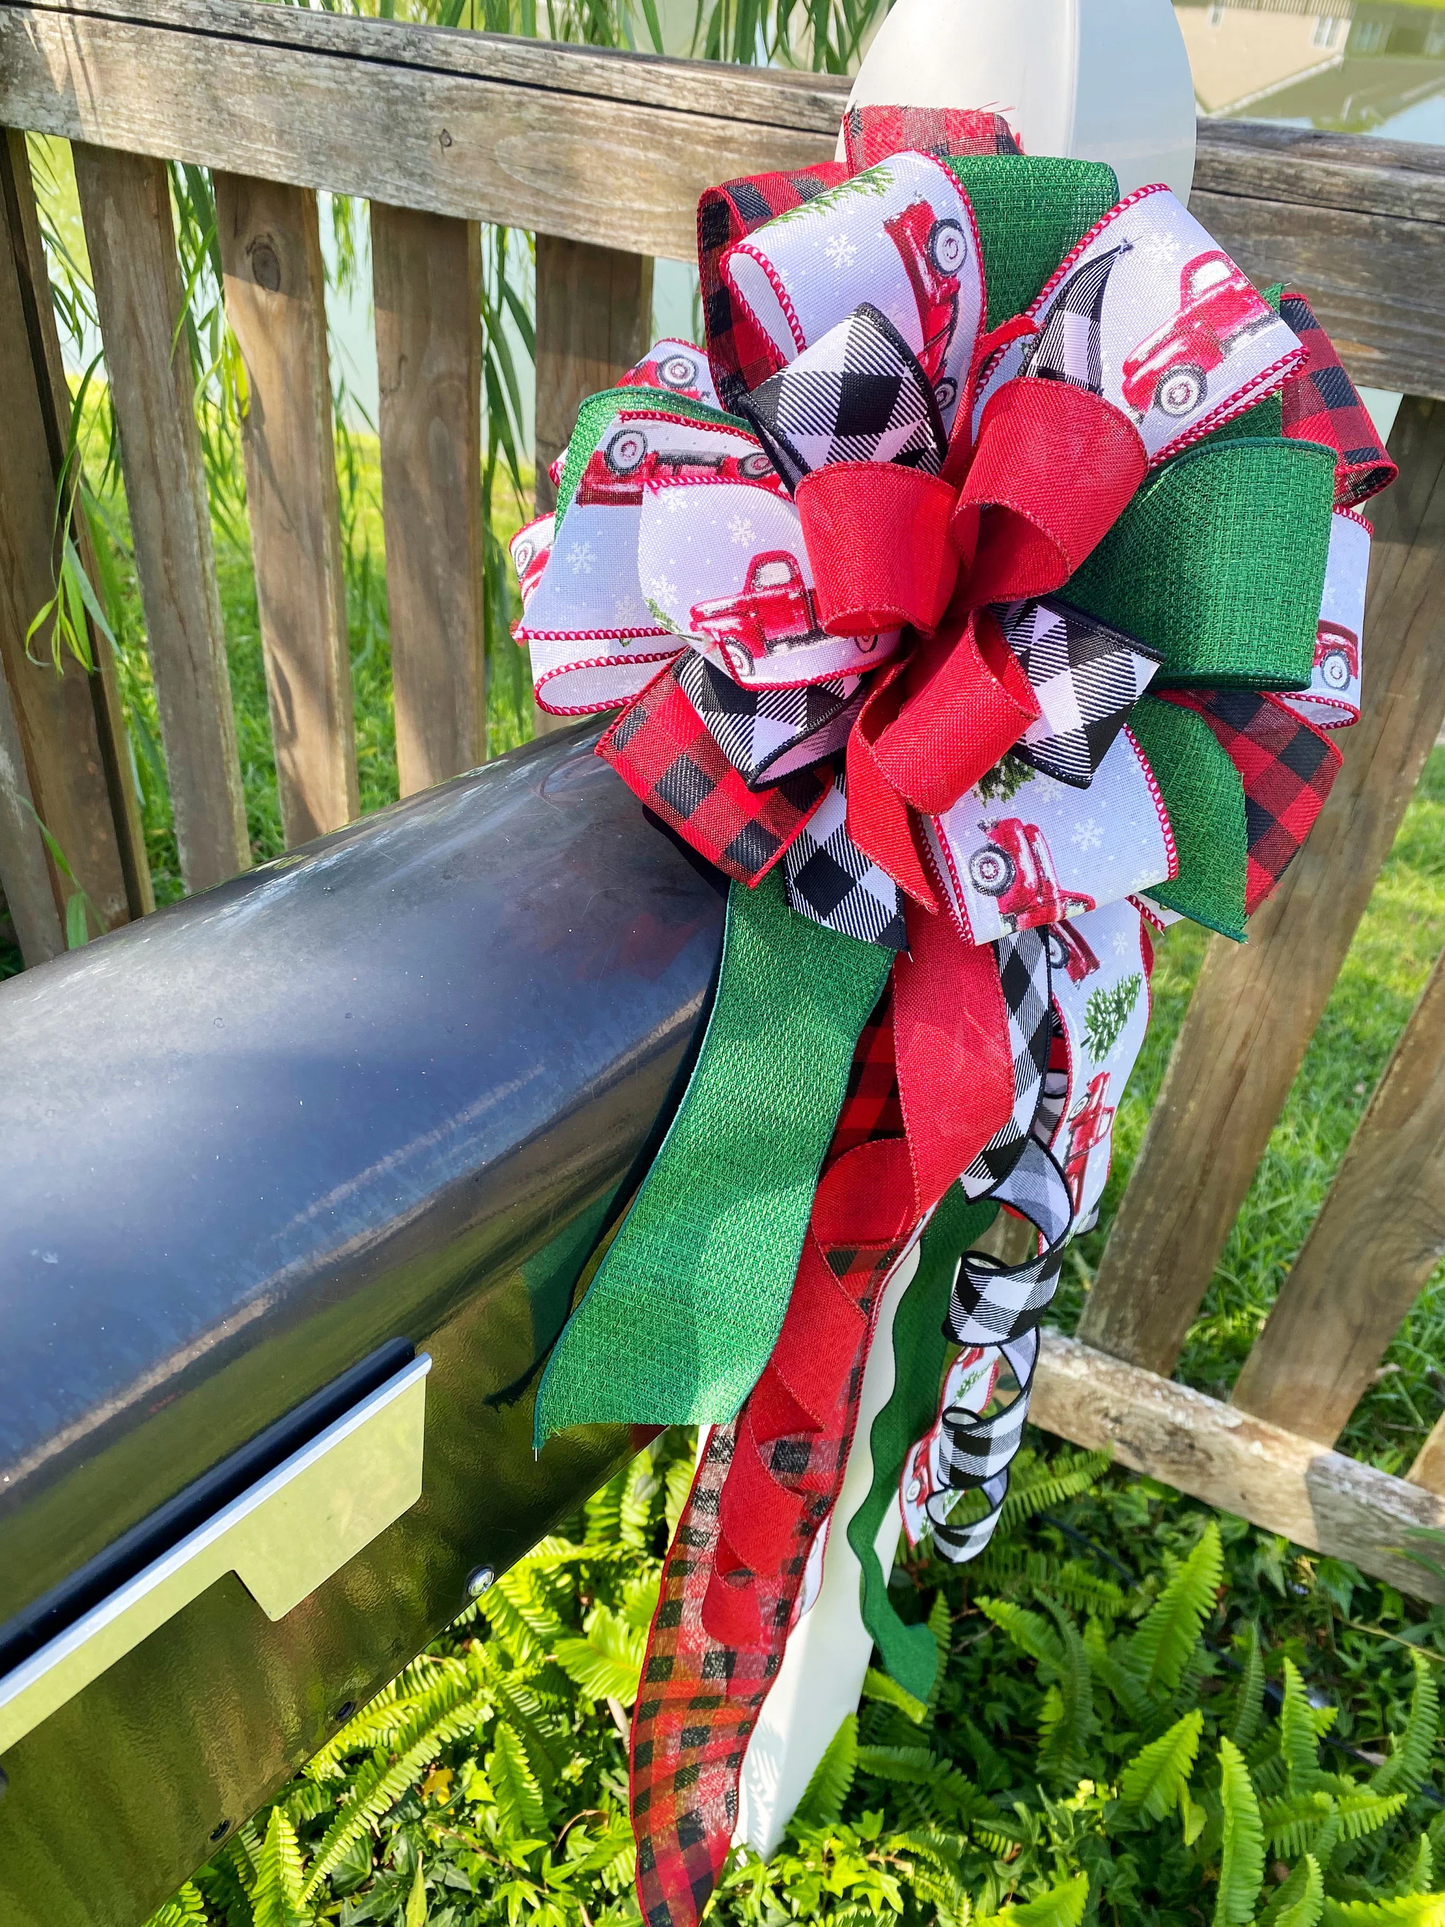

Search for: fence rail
xmin=2 ymin=0 xmax=1445 ymax=1598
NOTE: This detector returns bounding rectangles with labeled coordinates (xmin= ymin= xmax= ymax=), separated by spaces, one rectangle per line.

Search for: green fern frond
xmin=1214 ymin=1736 xmax=1266 ymax=1927
xmin=145 ymin=1883 xmax=210 ymax=1927
xmin=924 ymin=1591 xmax=953 ymax=1726
xmin=1036 ymin=1595 xmax=1095 ymax=1789
xmin=857 ymin=1743 xmax=937 ymax=1784
xmin=1231 ymin=1622 xmax=1266 ymax=1752
xmin=252 ymin=1808 xmax=309 ymax=1927
xmin=998 ymin=1450 xmax=1112 ymax=1530
xmin=554 ymin=1605 xmax=646 ymax=1705
xmin=490 ymin=1719 xmax=548 ymax=1837
xmin=1320 ymin=1897 xmax=1445 ymax=1925
xmin=300 ymin=1681 xmax=490 ymax=1899
xmin=1373 ymin=1651 xmax=1440 ymax=1798
xmin=664 ymin=1454 xmax=696 ymax=1541
xmin=1086 ymin=1623 xmax=1155 ymax=1729
xmin=1336 ymin=1788 xmax=1411 ymax=1843
xmin=1130 ymin=1523 xmax=1223 ymax=1697
xmin=978 ymin=1870 xmax=1089 ymax=1926
xmin=863 ymin=1666 xmax=929 ymax=1724
xmin=1260 ymin=1791 xmax=1334 ymax=1859
xmin=1031 ymin=1558 xmax=1126 ymax=1621
xmin=1119 ymin=1709 xmax=1203 ymax=1822
xmin=977 ymin=1597 xmax=1067 ymax=1677
xmin=793 ymin=1714 xmax=858 ymax=1830
xmin=1270 ymin=1853 xmax=1324 ymax=1927
xmin=1280 ymin=1661 xmax=1331 ymax=1794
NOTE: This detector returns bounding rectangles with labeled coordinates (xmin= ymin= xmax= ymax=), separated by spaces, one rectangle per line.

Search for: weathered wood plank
xmin=213 ymin=172 xmax=357 ymax=846
xmin=371 ymin=202 xmax=486 ymax=794
xmin=0 ymin=0 xmax=1441 ymax=395
xmin=531 ymin=235 xmax=652 ymax=734
xmin=0 ymin=125 xmax=148 ymax=958
xmin=1408 ymin=1412 xmax=1445 ymax=1497
xmin=72 ymin=141 xmax=250 ymax=892
xmin=1232 ymin=947 xmax=1445 ymax=1445
xmin=1078 ymin=396 xmax=1445 ymax=1376
xmin=534 ymin=234 xmax=653 ymax=514
xmin=0 ymin=623 xmax=60 ymax=963
xmin=1032 ymin=1331 xmax=1445 ymax=1603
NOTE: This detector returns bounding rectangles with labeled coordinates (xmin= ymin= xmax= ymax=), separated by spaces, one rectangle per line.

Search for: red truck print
xmin=1315 ymin=619 xmax=1360 ymax=690
xmin=1121 ymin=250 xmax=1274 ymax=421
xmin=883 ymin=199 xmax=967 ymax=406
xmin=618 ymin=348 xmax=708 ymax=399
xmin=1064 ymin=1072 xmax=1115 ymax=1216
xmin=1046 ymin=921 xmax=1101 ymax=984
xmin=575 ymin=428 xmax=776 ymax=508
xmin=968 ymin=819 xmax=1096 ymax=933
xmin=690 ymin=551 xmax=826 ymax=670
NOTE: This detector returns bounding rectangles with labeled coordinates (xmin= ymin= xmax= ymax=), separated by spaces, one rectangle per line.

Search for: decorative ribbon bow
xmin=510 ymin=106 xmax=1397 ymax=1927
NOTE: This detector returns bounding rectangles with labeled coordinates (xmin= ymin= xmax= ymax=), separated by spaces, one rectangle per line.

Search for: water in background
xmin=262 ymin=2 xmax=1445 ymax=444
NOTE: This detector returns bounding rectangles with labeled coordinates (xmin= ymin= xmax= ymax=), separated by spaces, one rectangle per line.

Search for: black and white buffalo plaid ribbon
xmin=673 ymin=647 xmax=863 ymax=788
xmin=1017 ymin=243 xmax=1132 ymax=395
xmin=738 ymin=302 xmax=947 ymax=492
xmin=960 ymin=927 xmax=1053 ymax=1199
xmin=782 ymin=768 xmax=908 ymax=951
xmin=997 ymin=597 xmax=1162 ymax=789
xmin=930 ymin=1134 xmax=1075 ymax=1564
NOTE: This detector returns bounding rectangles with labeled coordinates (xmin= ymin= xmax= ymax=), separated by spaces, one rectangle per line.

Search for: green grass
xmin=1055 ymin=748 xmax=1445 ymax=1476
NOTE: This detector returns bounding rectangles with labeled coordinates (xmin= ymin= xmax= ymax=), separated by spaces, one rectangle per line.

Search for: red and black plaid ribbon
xmin=1164 ymin=688 xmax=1342 ymax=915
xmin=631 ymin=993 xmax=914 ymax=1927
xmin=698 ymin=164 xmax=848 ymax=412
xmin=1279 ymin=292 xmax=1397 ymax=509
xmin=840 ymin=103 xmax=1022 ymax=173
xmin=599 ymin=665 xmax=831 ymax=886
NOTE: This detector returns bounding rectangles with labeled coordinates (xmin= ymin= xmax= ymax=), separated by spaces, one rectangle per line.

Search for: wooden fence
xmin=3 ymin=0 xmax=1445 ymax=1597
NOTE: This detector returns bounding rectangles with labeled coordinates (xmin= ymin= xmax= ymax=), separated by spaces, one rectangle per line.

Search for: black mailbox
xmin=0 ymin=727 xmax=725 ymax=1927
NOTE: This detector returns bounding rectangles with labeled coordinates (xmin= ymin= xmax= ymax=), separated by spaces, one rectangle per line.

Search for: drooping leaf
xmin=1231 ymin=1621 xmax=1266 ymax=1752
xmin=404 ymin=1856 xmax=428 ymax=1927
xmin=1321 ymin=1899 xmax=1445 ymax=1925
xmin=863 ymin=1667 xmax=928 ymax=1724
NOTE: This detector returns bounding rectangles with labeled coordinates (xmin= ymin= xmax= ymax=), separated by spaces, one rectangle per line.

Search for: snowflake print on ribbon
xmin=1071 ymin=817 xmax=1103 ymax=851
xmin=826 ymin=232 xmax=859 ymax=269
xmin=729 ymin=515 xmax=755 ymax=545
xmin=567 ymin=541 xmax=596 ymax=575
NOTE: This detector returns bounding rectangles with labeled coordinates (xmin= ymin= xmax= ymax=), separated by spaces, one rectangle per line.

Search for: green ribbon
xmin=1129 ymin=695 xmax=1249 ymax=940
xmin=846 ymin=1185 xmax=997 ymax=1701
xmin=534 ymin=869 xmax=891 ymax=1442
xmin=945 ymin=156 xmax=1120 ymax=328
xmin=1065 ymin=437 xmax=1336 ymax=690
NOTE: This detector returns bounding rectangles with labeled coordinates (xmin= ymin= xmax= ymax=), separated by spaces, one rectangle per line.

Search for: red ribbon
xmin=791 ymin=376 xmax=1147 ymax=902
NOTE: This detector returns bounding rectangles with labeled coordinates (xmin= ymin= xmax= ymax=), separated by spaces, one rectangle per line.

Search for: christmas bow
xmin=510 ymin=108 xmax=1397 ymax=1927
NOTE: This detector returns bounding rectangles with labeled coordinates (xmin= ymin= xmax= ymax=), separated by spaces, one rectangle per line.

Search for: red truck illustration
xmin=967 ymin=819 xmax=1097 ymax=933
xmin=618 ymin=347 xmax=707 ymax=398
xmin=690 ymin=551 xmax=826 ymax=669
xmin=1315 ymin=619 xmax=1360 ymax=690
xmin=1046 ymin=921 xmax=1101 ymax=984
xmin=1121 ymin=250 xmax=1274 ymax=421
xmin=1064 ymin=1072 xmax=1115 ymax=1216
xmin=883 ymin=199 xmax=967 ymax=405
xmin=576 ymin=428 xmax=777 ymax=508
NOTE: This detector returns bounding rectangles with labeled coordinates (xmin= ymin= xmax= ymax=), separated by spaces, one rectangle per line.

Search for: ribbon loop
xmin=797 ymin=461 xmax=961 ymax=637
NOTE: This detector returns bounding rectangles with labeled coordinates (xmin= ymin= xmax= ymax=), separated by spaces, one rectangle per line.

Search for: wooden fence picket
xmin=0 ymin=126 xmax=149 ymax=959
xmin=213 ymin=171 xmax=358 ymax=846
xmin=1077 ymin=396 xmax=1445 ymax=1376
xmin=371 ymin=203 xmax=487 ymax=793
xmin=1232 ymin=944 xmax=1445 ymax=1443
xmin=73 ymin=141 xmax=251 ymax=894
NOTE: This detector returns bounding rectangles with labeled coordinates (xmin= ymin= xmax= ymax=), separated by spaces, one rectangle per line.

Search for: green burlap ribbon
xmin=534 ymin=868 xmax=890 ymax=1442
xmin=846 ymin=1185 xmax=997 ymax=1701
